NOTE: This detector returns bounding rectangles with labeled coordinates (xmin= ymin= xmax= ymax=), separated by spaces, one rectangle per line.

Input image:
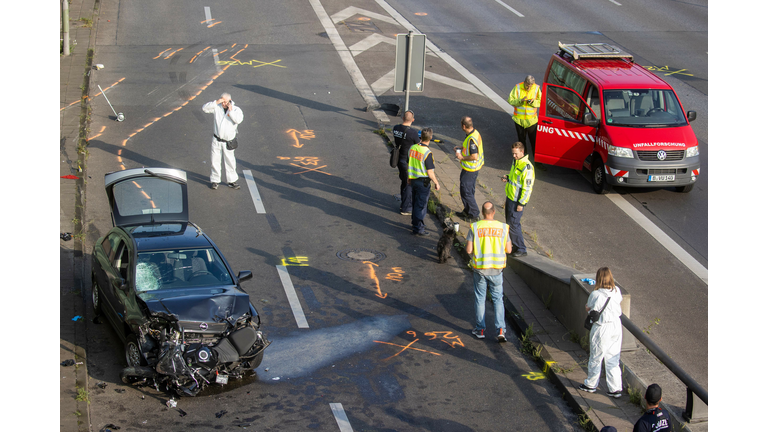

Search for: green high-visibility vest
xmin=460 ymin=129 xmax=484 ymax=172
xmin=408 ymin=144 xmax=431 ymax=179
xmin=505 ymin=154 xmax=535 ymax=205
xmin=470 ymin=219 xmax=509 ymax=270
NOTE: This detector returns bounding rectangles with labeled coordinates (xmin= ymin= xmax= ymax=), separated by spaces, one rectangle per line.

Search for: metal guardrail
xmin=620 ymin=314 xmax=708 ymax=422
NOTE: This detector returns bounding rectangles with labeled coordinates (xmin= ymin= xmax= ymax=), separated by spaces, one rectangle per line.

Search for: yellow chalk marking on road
xmin=522 ymin=372 xmax=547 ymax=381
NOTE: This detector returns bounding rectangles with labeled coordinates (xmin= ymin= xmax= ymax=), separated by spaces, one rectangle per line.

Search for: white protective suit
xmin=202 ymin=100 xmax=244 ymax=184
xmin=584 ymin=286 xmax=624 ymax=392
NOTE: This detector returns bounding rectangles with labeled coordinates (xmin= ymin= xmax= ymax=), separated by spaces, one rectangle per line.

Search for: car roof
xmin=556 ymin=56 xmax=671 ymax=90
xmin=126 ymin=223 xmax=214 ymax=252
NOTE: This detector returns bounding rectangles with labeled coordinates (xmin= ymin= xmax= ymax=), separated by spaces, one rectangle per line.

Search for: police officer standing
xmin=454 ymin=116 xmax=484 ymax=222
xmin=465 ymin=202 xmax=512 ymax=342
xmin=508 ymin=75 xmax=541 ymax=161
xmin=392 ymin=110 xmax=420 ymax=215
xmin=502 ymin=142 xmax=535 ymax=257
xmin=407 ymin=128 xmax=440 ymax=236
xmin=633 ymin=384 xmax=671 ymax=432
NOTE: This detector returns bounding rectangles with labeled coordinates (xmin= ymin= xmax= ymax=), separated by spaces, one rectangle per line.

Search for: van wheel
xmin=592 ymin=157 xmax=612 ymax=194
xmin=675 ymin=184 xmax=694 ymax=193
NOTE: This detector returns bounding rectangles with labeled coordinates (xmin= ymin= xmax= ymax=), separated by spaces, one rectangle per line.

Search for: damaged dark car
xmin=91 ymin=167 xmax=270 ymax=396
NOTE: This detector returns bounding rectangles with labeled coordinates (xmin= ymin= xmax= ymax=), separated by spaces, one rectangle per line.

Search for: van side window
xmin=586 ymin=86 xmax=601 ymax=121
xmin=547 ymin=61 xmax=587 ymax=94
xmin=545 ymin=86 xmax=584 ymax=123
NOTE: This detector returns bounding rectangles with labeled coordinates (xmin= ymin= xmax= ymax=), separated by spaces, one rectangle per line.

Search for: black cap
xmin=645 ymin=383 xmax=662 ymax=405
xmin=600 ymin=427 xmax=617 ymax=432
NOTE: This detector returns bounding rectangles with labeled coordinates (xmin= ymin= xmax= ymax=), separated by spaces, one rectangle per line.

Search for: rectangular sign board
xmin=394 ymin=33 xmax=426 ymax=93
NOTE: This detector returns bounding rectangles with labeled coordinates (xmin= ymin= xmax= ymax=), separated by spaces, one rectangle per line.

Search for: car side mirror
xmin=687 ymin=110 xmax=697 ymax=122
xmin=583 ymin=111 xmax=599 ymax=128
xmin=112 ymin=277 xmax=127 ymax=291
xmin=237 ymin=271 xmax=253 ymax=283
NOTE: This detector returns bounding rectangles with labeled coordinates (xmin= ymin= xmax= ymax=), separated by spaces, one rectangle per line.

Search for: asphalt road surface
xmin=80 ymin=0 xmax=707 ymax=430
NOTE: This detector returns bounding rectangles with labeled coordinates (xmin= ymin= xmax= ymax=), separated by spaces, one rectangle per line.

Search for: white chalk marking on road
xmin=605 ymin=194 xmax=707 ymax=285
xmin=204 ymin=6 xmax=212 ymax=23
xmin=493 ymin=0 xmax=525 ymax=17
xmin=309 ymin=0 xmax=389 ymax=124
xmin=277 ymin=265 xmax=309 ymax=328
xmin=373 ymin=0 xmax=514 ymax=116
xmin=329 ymin=403 xmax=354 ymax=432
xmin=243 ymin=170 xmax=266 ymax=214
xmin=330 ymin=6 xmax=398 ymax=26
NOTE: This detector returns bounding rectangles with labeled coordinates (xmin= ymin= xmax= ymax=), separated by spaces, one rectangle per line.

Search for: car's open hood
xmin=104 ymin=167 xmax=189 ymax=227
xmin=142 ymin=288 xmax=252 ymax=323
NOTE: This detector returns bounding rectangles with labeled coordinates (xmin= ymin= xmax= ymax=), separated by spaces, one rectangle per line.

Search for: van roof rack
xmin=558 ymin=42 xmax=634 ymax=62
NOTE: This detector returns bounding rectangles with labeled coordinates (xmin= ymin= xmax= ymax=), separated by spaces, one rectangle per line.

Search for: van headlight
xmin=608 ymin=145 xmax=633 ymax=158
xmin=686 ymin=146 xmax=699 ymax=157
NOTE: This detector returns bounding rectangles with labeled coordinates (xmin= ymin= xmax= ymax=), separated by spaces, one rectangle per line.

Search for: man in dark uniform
xmin=407 ymin=128 xmax=440 ymax=236
xmin=392 ymin=110 xmax=421 ymax=215
xmin=454 ymin=117 xmax=484 ymax=222
xmin=633 ymin=384 xmax=671 ymax=432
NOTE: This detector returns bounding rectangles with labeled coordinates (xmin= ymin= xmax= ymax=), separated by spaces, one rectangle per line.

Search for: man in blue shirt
xmin=634 ymin=384 xmax=671 ymax=432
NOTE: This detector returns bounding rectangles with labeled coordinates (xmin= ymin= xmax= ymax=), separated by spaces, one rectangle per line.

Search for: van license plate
xmin=649 ymin=175 xmax=675 ymax=182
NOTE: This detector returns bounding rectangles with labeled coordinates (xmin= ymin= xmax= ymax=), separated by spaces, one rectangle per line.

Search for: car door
xmin=536 ymin=83 xmax=599 ymax=170
xmin=101 ymin=238 xmax=132 ymax=337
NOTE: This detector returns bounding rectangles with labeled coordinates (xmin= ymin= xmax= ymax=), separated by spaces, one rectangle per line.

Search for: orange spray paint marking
xmin=230 ymin=48 xmax=246 ymax=61
xmin=207 ymin=21 xmax=222 ymax=28
xmin=290 ymin=164 xmax=332 ymax=176
xmin=132 ymin=181 xmax=142 ymax=188
xmin=286 ymin=129 xmax=315 ymax=148
xmin=375 ymin=340 xmax=441 ymax=361
xmin=153 ymin=48 xmax=172 ymax=59
xmin=385 ymin=267 xmax=405 ymax=281
xmin=141 ymin=191 xmax=151 ymax=200
xmin=165 ymin=48 xmax=184 ymax=59
xmin=362 ymin=261 xmax=387 ymax=299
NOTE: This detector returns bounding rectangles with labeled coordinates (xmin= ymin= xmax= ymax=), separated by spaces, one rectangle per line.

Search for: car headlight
xmin=686 ymin=146 xmax=699 ymax=157
xmin=608 ymin=145 xmax=633 ymax=158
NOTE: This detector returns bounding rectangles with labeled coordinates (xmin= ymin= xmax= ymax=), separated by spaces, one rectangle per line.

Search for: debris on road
xmin=178 ymin=408 xmax=188 ymax=417
xmin=72 ymin=315 xmax=83 ymax=321
xmin=114 ymin=388 xmax=126 ymax=393
xmin=61 ymin=232 xmax=73 ymax=241
xmin=215 ymin=410 xmax=228 ymax=418
xmin=61 ymin=359 xmax=75 ymax=366
xmin=97 ymin=382 xmax=108 ymax=389
xmin=99 ymin=424 xmax=120 ymax=432
xmin=166 ymin=398 xmax=177 ymax=408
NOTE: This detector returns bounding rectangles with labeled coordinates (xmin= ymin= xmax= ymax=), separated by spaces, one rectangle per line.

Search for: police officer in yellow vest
xmin=502 ymin=142 xmax=535 ymax=257
xmin=466 ymin=202 xmax=512 ymax=342
xmin=407 ymin=128 xmax=441 ymax=236
xmin=508 ymin=75 xmax=541 ymax=161
xmin=454 ymin=116 xmax=484 ymax=222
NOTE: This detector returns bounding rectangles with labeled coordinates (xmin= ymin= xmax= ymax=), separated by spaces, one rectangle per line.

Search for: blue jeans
xmin=473 ymin=272 xmax=505 ymax=334
xmin=505 ymin=197 xmax=526 ymax=253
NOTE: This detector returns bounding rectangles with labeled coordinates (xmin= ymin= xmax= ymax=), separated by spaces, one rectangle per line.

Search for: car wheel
xmin=125 ymin=334 xmax=147 ymax=367
xmin=92 ymin=275 xmax=102 ymax=315
xmin=675 ymin=184 xmax=694 ymax=193
xmin=592 ymin=157 xmax=612 ymax=195
xmin=249 ymin=351 xmax=265 ymax=369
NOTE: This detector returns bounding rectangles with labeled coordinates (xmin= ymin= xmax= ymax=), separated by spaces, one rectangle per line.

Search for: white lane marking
xmin=309 ymin=0 xmax=389 ymax=124
xmin=609 ymin=0 xmax=623 ymax=5
xmin=605 ymin=194 xmax=708 ymax=285
xmin=243 ymin=170 xmax=266 ymax=214
xmin=373 ymin=0 xmax=516 ymax=117
xmin=329 ymin=403 xmax=354 ymax=432
xmin=204 ymin=6 xmax=212 ymax=23
xmin=493 ymin=0 xmax=525 ymax=17
xmin=349 ymin=33 xmax=438 ymax=58
xmin=371 ymin=69 xmax=396 ymax=96
xmin=276 ymin=265 xmax=310 ymax=328
xmin=425 ymin=71 xmax=483 ymax=95
xmin=330 ymin=6 xmax=398 ymax=26
xmin=212 ymin=48 xmax=222 ymax=72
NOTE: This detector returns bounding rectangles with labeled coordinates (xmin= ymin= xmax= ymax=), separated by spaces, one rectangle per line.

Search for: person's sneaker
xmin=578 ymin=384 xmax=597 ymax=393
xmin=211 ymin=182 xmax=219 ymax=190
xmin=497 ymin=329 xmax=507 ymax=343
xmin=472 ymin=329 xmax=485 ymax=339
xmin=512 ymin=250 xmax=528 ymax=257
xmin=607 ymin=390 xmax=622 ymax=398
xmin=228 ymin=182 xmax=241 ymax=190
xmin=415 ymin=230 xmax=429 ymax=237
xmin=400 ymin=211 xmax=412 ymax=215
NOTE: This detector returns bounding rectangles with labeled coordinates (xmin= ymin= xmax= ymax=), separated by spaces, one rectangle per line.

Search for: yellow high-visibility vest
xmin=505 ymin=154 xmax=535 ymax=205
xmin=471 ymin=219 xmax=509 ymax=270
xmin=460 ymin=129 xmax=484 ymax=172
xmin=508 ymin=83 xmax=541 ymax=128
xmin=408 ymin=144 xmax=432 ymax=179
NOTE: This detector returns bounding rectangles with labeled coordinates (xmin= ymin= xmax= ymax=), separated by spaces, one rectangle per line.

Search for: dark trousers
xmin=397 ymin=160 xmax=412 ymax=213
xmin=460 ymin=169 xmax=480 ymax=219
xmin=411 ymin=178 xmax=430 ymax=234
xmin=515 ymin=122 xmax=538 ymax=160
xmin=505 ymin=197 xmax=526 ymax=253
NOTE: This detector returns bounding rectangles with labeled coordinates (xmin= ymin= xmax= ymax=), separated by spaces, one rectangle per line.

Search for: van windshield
xmin=603 ymin=89 xmax=687 ymax=127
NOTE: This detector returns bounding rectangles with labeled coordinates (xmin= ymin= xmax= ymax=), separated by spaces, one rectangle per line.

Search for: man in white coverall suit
xmin=203 ymin=93 xmax=243 ymax=190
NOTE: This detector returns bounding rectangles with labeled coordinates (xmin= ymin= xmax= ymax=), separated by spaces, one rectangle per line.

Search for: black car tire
xmin=125 ymin=334 xmax=147 ymax=367
xmin=92 ymin=275 xmax=102 ymax=315
xmin=592 ymin=156 xmax=612 ymax=195
xmin=249 ymin=350 xmax=264 ymax=369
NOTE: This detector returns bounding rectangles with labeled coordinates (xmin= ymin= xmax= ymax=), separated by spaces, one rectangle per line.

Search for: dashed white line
xmin=204 ymin=6 xmax=212 ymax=23
xmin=243 ymin=170 xmax=266 ymax=214
xmin=276 ymin=265 xmax=309 ymax=328
xmin=329 ymin=403 xmax=354 ymax=432
xmin=609 ymin=0 xmax=623 ymax=5
xmin=493 ymin=0 xmax=525 ymax=17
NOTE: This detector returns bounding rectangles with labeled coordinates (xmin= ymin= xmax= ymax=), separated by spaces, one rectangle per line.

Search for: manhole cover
xmin=337 ymin=249 xmax=386 ymax=263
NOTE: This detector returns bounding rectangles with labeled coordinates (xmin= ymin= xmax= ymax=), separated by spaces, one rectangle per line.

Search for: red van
xmin=535 ymin=43 xmax=700 ymax=193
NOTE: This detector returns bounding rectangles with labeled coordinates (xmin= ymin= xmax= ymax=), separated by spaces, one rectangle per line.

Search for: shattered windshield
xmin=135 ymin=247 xmax=234 ymax=294
xmin=603 ymin=89 xmax=687 ymax=127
